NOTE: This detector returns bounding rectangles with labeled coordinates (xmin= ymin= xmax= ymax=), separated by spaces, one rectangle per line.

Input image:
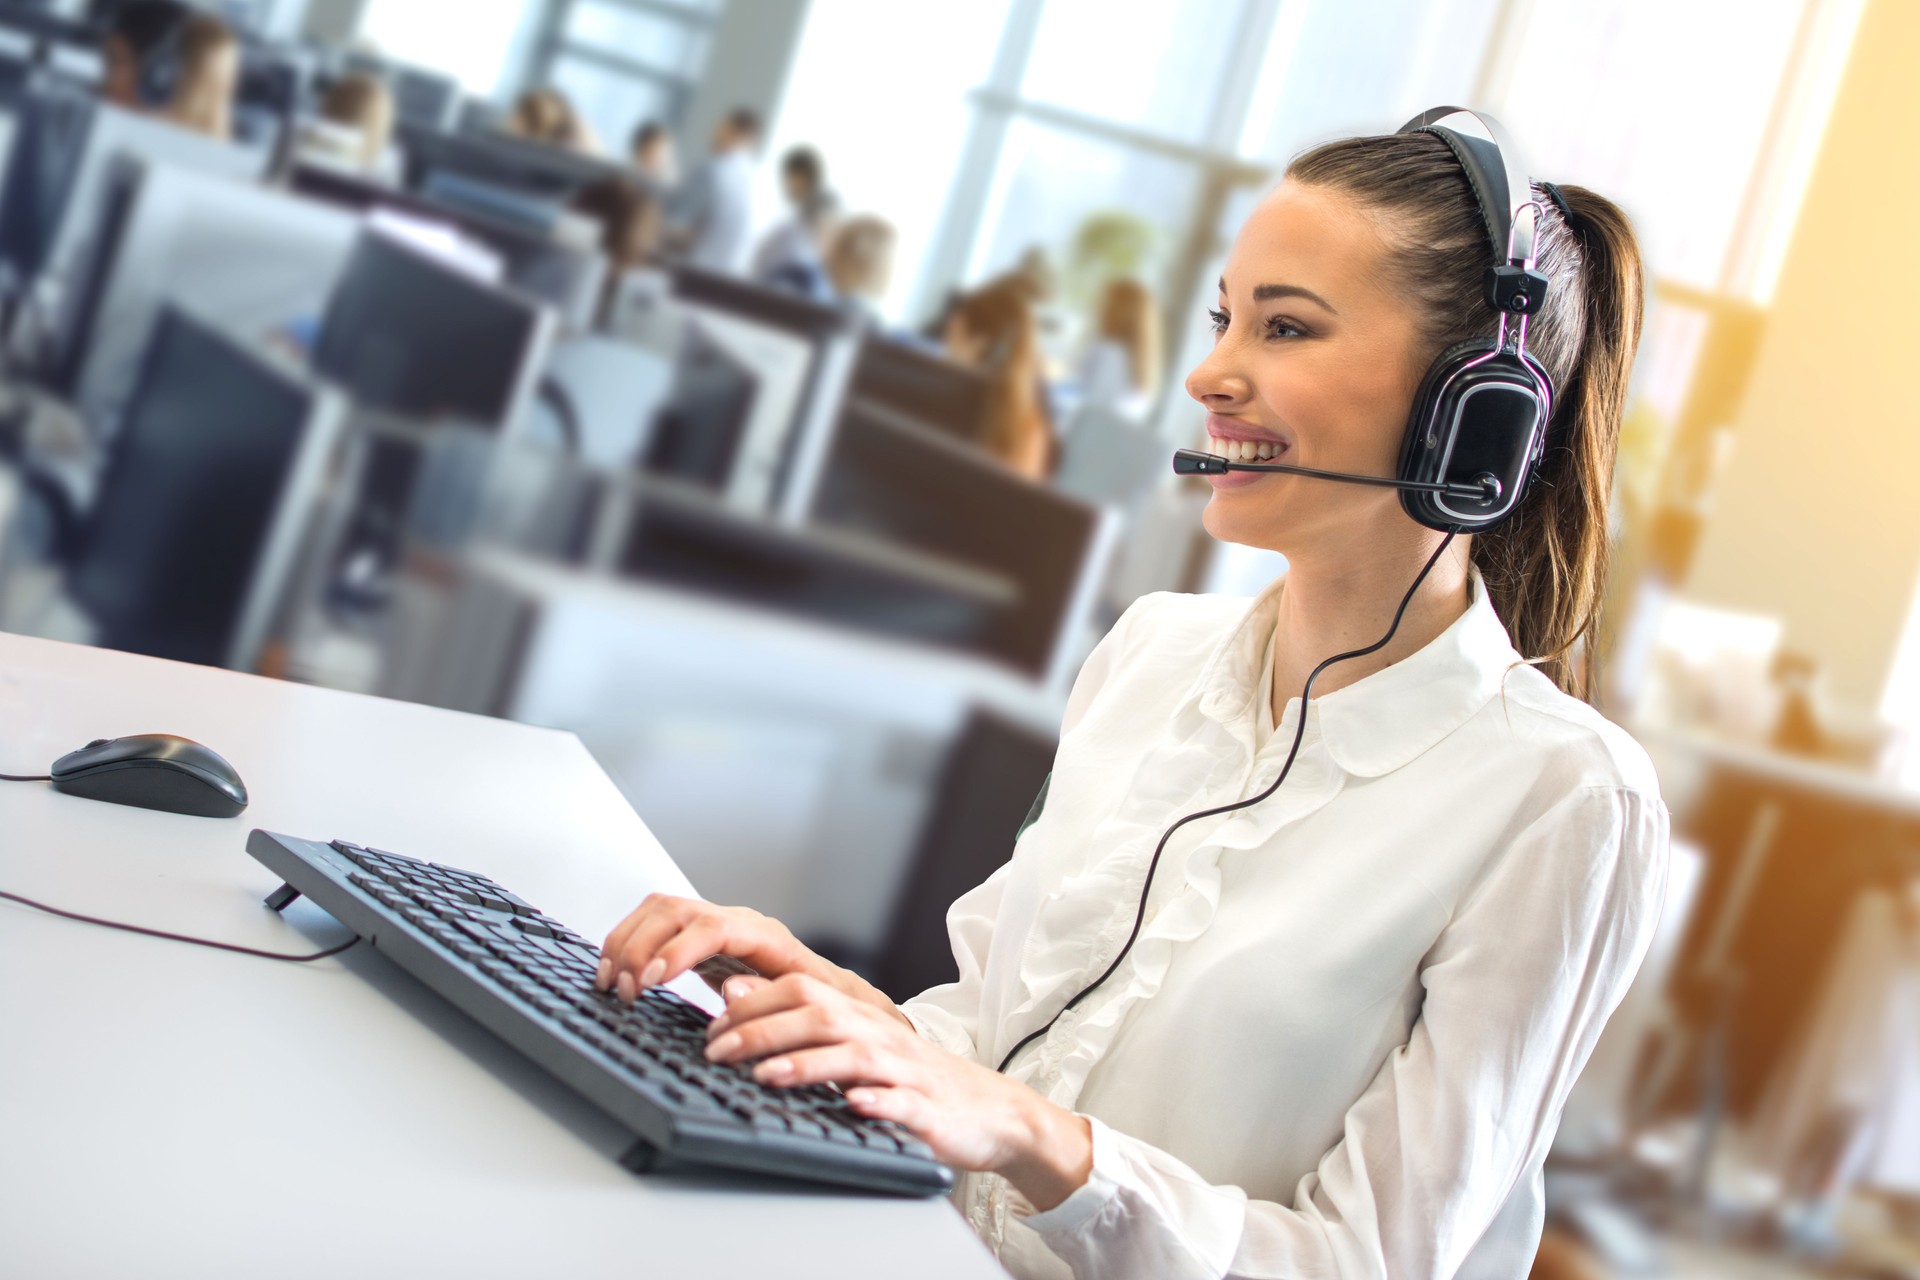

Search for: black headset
xmin=1392 ymin=106 xmax=1554 ymax=534
xmin=1003 ymin=108 xmax=1558 ymax=1075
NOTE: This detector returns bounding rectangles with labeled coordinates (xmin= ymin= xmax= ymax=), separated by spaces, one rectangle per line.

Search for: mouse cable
xmin=0 ymin=888 xmax=361 ymax=963
xmin=0 ymin=772 xmax=52 ymax=781
xmin=996 ymin=530 xmax=1459 ymax=1075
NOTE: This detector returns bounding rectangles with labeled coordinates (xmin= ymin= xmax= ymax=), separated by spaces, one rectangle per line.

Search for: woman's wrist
xmin=996 ymin=1093 xmax=1094 ymax=1213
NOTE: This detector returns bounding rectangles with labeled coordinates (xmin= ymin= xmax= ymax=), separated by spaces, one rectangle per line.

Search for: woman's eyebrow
xmin=1218 ymin=278 xmax=1339 ymax=313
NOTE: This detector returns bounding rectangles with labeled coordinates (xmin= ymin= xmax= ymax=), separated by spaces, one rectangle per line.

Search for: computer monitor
xmin=0 ymin=89 xmax=268 ymax=311
xmin=287 ymin=161 xmax=607 ymax=330
xmin=57 ymin=156 xmax=361 ymax=431
xmin=341 ymin=54 xmax=460 ymax=132
xmin=810 ymin=401 xmax=1115 ymax=686
xmin=639 ymin=317 xmax=758 ymax=492
xmin=614 ymin=478 xmax=1014 ymax=652
xmin=396 ymin=122 xmax=626 ymax=200
xmin=313 ymin=226 xmax=556 ymax=433
xmin=66 ymin=305 xmax=345 ymax=669
xmin=846 ymin=336 xmax=993 ymax=445
xmin=666 ymin=265 xmax=865 ymax=519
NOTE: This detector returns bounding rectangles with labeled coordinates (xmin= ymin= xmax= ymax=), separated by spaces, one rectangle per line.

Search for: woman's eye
xmin=1265 ymin=316 xmax=1307 ymax=340
xmin=1206 ymin=307 xmax=1230 ymax=335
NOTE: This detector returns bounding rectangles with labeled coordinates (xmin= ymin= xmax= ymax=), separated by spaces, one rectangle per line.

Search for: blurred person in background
xmin=664 ymin=107 xmax=760 ymax=274
xmin=291 ymin=71 xmax=396 ymax=178
xmin=752 ymin=144 xmax=839 ymax=297
xmin=165 ymin=11 xmax=238 ymax=141
xmin=821 ymin=213 xmax=896 ymax=326
xmin=506 ymin=87 xmax=597 ymax=154
xmin=943 ymin=275 xmax=1056 ymax=481
xmin=569 ymin=176 xmax=665 ymax=323
xmin=1075 ymin=277 xmax=1162 ymax=421
xmin=629 ymin=119 xmax=677 ymax=185
xmin=99 ymin=0 xmax=187 ymax=112
xmin=590 ymin=116 xmax=1664 ymax=1280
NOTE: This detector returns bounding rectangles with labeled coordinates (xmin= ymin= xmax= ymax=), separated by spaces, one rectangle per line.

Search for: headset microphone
xmin=1171 ymin=447 xmax=1501 ymax=506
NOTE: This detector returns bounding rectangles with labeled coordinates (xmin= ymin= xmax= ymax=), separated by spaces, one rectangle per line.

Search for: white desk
xmin=0 ymin=631 xmax=1004 ymax=1279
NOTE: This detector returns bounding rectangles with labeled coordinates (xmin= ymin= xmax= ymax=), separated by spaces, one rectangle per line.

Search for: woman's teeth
xmin=1206 ymin=437 xmax=1284 ymax=463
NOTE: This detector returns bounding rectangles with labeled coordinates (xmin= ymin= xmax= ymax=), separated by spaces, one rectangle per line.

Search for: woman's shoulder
xmin=1059 ymin=591 xmax=1253 ymax=733
xmin=1483 ymin=661 xmax=1663 ymax=803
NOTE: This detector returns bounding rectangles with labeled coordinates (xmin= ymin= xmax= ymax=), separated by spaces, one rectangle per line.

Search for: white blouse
xmin=901 ymin=572 xmax=1670 ymax=1280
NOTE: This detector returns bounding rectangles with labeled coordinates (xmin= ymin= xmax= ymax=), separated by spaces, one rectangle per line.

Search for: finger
xmin=844 ymin=1084 xmax=932 ymax=1134
xmin=644 ymin=917 xmax=742 ymax=991
xmin=749 ymin=1042 xmax=907 ymax=1089
xmin=598 ymin=894 xmax=694 ymax=987
xmin=706 ymin=974 xmax=772 ymax=1034
xmin=605 ymin=908 xmax=706 ymax=996
xmin=708 ymin=971 xmax=833 ymax=1033
xmin=706 ymin=1003 xmax=855 ymax=1064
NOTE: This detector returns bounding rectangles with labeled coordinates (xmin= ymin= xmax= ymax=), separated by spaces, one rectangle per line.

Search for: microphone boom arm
xmin=1171 ymin=448 xmax=1499 ymax=503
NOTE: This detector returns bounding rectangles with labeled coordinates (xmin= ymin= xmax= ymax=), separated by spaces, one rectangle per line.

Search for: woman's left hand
xmin=703 ymin=972 xmax=1092 ymax=1209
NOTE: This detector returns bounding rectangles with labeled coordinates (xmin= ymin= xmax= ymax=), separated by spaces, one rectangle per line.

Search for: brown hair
xmin=170 ymin=12 xmax=238 ymax=140
xmin=947 ymin=275 xmax=1054 ymax=480
xmin=1095 ymin=277 xmax=1162 ymax=400
xmin=321 ymin=72 xmax=394 ymax=170
xmin=1287 ymin=132 xmax=1643 ymax=701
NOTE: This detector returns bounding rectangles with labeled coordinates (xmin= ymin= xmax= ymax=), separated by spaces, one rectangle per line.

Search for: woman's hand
xmin=596 ymin=894 xmax=904 ymax=1023
xmin=705 ymin=973 xmax=1094 ymax=1211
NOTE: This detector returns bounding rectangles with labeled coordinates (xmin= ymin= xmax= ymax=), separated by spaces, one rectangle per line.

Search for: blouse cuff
xmin=1015 ymin=1113 xmax=1122 ymax=1236
xmin=898 ymin=1001 xmax=977 ymax=1062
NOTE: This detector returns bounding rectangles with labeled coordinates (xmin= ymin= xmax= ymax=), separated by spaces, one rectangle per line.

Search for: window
xmin=1017 ymin=0 xmax=1246 ymax=145
xmin=359 ymin=0 xmax=534 ymax=98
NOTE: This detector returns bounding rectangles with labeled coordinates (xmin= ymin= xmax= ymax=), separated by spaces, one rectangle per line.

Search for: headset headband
xmin=1397 ymin=106 xmax=1540 ymax=270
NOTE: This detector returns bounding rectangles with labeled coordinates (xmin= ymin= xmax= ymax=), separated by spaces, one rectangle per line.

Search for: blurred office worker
xmin=165 ymin=12 xmax=238 ymax=141
xmin=821 ymin=213 xmax=896 ymax=324
xmin=1077 ymin=277 xmax=1162 ymax=421
xmin=596 ymin=116 xmax=1669 ymax=1279
xmin=99 ymin=0 xmax=185 ymax=110
xmin=294 ymin=71 xmax=395 ymax=176
xmin=629 ymin=119 xmax=677 ymax=185
xmin=752 ymin=144 xmax=838 ymax=295
xmin=942 ymin=275 xmax=1057 ymax=481
xmin=666 ymin=107 xmax=760 ymax=273
xmin=506 ymin=86 xmax=596 ymax=154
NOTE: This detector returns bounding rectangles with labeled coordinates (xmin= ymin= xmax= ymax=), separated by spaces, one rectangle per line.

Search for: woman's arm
xmin=1019 ymin=784 xmax=1670 ymax=1280
xmin=709 ymin=784 xmax=1665 ymax=1280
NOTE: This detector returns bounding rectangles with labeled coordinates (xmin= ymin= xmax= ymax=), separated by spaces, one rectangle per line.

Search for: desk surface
xmin=0 ymin=631 xmax=1003 ymax=1279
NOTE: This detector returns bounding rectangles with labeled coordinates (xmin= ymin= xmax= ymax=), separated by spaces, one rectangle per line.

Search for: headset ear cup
xmin=1397 ymin=339 xmax=1552 ymax=534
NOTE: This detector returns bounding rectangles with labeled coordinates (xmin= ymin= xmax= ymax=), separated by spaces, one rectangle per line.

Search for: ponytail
xmin=1288 ymin=135 xmax=1645 ymax=702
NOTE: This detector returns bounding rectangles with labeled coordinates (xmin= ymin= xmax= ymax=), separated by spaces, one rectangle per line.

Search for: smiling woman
xmin=596 ymin=109 xmax=1667 ymax=1280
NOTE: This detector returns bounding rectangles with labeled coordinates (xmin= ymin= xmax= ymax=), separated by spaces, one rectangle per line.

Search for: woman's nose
xmin=1185 ymin=334 xmax=1252 ymax=409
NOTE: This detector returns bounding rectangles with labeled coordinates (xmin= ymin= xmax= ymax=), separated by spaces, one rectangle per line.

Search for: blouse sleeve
xmin=1019 ymin=783 xmax=1670 ymax=1280
xmin=899 ymin=598 xmax=1155 ymax=1064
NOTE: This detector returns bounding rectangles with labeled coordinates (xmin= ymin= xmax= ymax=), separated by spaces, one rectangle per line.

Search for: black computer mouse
xmin=49 ymin=735 xmax=249 ymax=818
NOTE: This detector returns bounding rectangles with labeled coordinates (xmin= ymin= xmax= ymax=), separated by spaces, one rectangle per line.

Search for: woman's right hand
xmin=596 ymin=894 xmax=909 ymax=1027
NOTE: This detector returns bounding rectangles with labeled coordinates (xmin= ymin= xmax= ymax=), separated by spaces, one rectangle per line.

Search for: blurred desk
xmin=0 ymin=630 xmax=1000 ymax=1279
xmin=383 ymin=547 xmax=1067 ymax=954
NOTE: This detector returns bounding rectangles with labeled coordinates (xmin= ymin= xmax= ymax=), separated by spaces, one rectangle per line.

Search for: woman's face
xmin=1186 ymin=181 xmax=1430 ymax=557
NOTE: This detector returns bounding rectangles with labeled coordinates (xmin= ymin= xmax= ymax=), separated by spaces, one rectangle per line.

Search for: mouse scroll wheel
xmin=86 ymin=738 xmax=111 ymax=749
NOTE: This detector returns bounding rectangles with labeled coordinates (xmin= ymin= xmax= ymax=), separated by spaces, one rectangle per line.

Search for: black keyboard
xmin=246 ymin=830 xmax=953 ymax=1197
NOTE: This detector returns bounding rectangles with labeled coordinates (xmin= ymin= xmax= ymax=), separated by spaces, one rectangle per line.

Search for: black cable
xmin=996 ymin=531 xmax=1460 ymax=1075
xmin=0 ymin=888 xmax=361 ymax=963
xmin=0 ymin=772 xmax=52 ymax=781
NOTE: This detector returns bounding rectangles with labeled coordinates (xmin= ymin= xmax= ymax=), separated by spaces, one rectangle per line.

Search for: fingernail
xmin=725 ymin=978 xmax=751 ymax=1002
xmin=705 ymin=1032 xmax=740 ymax=1061
xmin=595 ymin=959 xmax=612 ymax=990
xmin=847 ymin=1088 xmax=872 ymax=1105
xmin=756 ymin=1058 xmax=793 ymax=1081
xmin=615 ymin=971 xmax=636 ymax=1003
xmin=640 ymin=958 xmax=666 ymax=987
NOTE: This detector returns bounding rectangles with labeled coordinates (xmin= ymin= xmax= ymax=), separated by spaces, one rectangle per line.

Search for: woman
xmin=595 ymin=117 xmax=1667 ymax=1279
xmin=165 ymin=12 xmax=238 ymax=141
xmin=944 ymin=274 xmax=1057 ymax=481
xmin=822 ymin=213 xmax=896 ymax=320
xmin=1076 ymin=276 xmax=1162 ymax=420
xmin=318 ymin=72 xmax=395 ymax=174
xmin=506 ymin=87 xmax=596 ymax=154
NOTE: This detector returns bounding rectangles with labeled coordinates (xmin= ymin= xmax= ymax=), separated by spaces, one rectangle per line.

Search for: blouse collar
xmin=1194 ymin=565 xmax=1524 ymax=779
